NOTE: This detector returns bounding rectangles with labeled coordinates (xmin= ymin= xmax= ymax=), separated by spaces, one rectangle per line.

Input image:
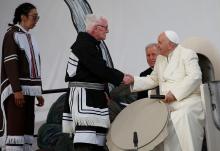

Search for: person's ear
xmin=168 ymin=42 xmax=173 ymax=49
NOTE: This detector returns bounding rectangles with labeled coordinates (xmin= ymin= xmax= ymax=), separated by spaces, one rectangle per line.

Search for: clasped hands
xmin=122 ymin=74 xmax=134 ymax=85
xmin=122 ymin=74 xmax=176 ymax=104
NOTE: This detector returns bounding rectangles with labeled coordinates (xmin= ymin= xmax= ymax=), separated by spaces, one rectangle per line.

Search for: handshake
xmin=122 ymin=74 xmax=134 ymax=85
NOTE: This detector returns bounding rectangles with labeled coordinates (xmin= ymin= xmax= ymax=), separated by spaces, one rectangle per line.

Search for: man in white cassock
xmin=127 ymin=31 xmax=204 ymax=151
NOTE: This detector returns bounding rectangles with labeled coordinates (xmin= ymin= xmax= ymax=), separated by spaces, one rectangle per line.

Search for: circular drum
xmin=106 ymin=98 xmax=169 ymax=151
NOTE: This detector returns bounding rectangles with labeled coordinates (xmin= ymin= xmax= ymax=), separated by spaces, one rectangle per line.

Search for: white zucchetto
xmin=164 ymin=30 xmax=180 ymax=44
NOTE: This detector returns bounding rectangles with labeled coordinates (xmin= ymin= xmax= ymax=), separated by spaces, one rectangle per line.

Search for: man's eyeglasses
xmin=97 ymin=25 xmax=108 ymax=31
xmin=28 ymin=15 xmax=40 ymax=21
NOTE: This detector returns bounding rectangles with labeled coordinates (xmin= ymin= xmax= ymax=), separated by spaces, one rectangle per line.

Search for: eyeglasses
xmin=97 ymin=25 xmax=108 ymax=31
xmin=28 ymin=15 xmax=40 ymax=21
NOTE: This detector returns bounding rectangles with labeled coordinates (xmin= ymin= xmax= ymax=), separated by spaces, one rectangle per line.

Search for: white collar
xmin=167 ymin=45 xmax=179 ymax=62
xmin=16 ymin=24 xmax=29 ymax=33
xmin=167 ymin=51 xmax=173 ymax=61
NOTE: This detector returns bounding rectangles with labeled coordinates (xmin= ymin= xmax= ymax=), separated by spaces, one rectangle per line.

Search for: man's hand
xmin=36 ymin=96 xmax=44 ymax=107
xmin=163 ymin=91 xmax=176 ymax=104
xmin=14 ymin=91 xmax=25 ymax=107
xmin=123 ymin=74 xmax=134 ymax=85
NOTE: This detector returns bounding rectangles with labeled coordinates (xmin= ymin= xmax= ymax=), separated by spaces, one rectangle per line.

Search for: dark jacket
xmin=65 ymin=32 xmax=124 ymax=86
xmin=137 ymin=67 xmax=153 ymax=99
xmin=1 ymin=25 xmax=42 ymax=100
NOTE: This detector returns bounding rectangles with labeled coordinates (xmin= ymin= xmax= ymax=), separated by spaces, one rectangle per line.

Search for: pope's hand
xmin=163 ymin=91 xmax=176 ymax=104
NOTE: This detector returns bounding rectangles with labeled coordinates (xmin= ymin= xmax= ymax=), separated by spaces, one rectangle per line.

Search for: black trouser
xmin=4 ymin=95 xmax=35 ymax=136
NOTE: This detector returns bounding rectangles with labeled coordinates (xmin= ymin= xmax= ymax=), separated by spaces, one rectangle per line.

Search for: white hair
xmin=85 ymin=14 xmax=108 ymax=32
xmin=145 ymin=43 xmax=158 ymax=51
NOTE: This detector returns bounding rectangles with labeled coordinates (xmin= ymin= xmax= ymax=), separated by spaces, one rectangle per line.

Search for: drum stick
xmin=150 ymin=95 xmax=165 ymax=99
xmin=133 ymin=131 xmax=138 ymax=150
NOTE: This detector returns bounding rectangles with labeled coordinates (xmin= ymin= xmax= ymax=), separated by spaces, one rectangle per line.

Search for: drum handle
xmin=133 ymin=131 xmax=138 ymax=150
xmin=150 ymin=95 xmax=165 ymax=99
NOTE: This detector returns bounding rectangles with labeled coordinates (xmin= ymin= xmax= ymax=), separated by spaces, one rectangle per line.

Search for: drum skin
xmin=107 ymin=99 xmax=169 ymax=151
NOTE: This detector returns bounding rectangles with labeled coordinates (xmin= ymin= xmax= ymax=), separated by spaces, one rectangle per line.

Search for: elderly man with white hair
xmin=62 ymin=14 xmax=129 ymax=151
xmin=126 ymin=31 xmax=204 ymax=151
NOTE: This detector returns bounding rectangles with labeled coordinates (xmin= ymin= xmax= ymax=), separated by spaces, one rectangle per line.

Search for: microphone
xmin=133 ymin=131 xmax=138 ymax=150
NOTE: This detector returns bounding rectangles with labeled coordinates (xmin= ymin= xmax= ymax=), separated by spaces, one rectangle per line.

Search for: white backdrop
xmin=1 ymin=0 xmax=220 ymax=124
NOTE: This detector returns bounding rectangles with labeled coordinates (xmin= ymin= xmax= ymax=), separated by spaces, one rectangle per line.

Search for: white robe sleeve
xmin=130 ymin=61 xmax=159 ymax=93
